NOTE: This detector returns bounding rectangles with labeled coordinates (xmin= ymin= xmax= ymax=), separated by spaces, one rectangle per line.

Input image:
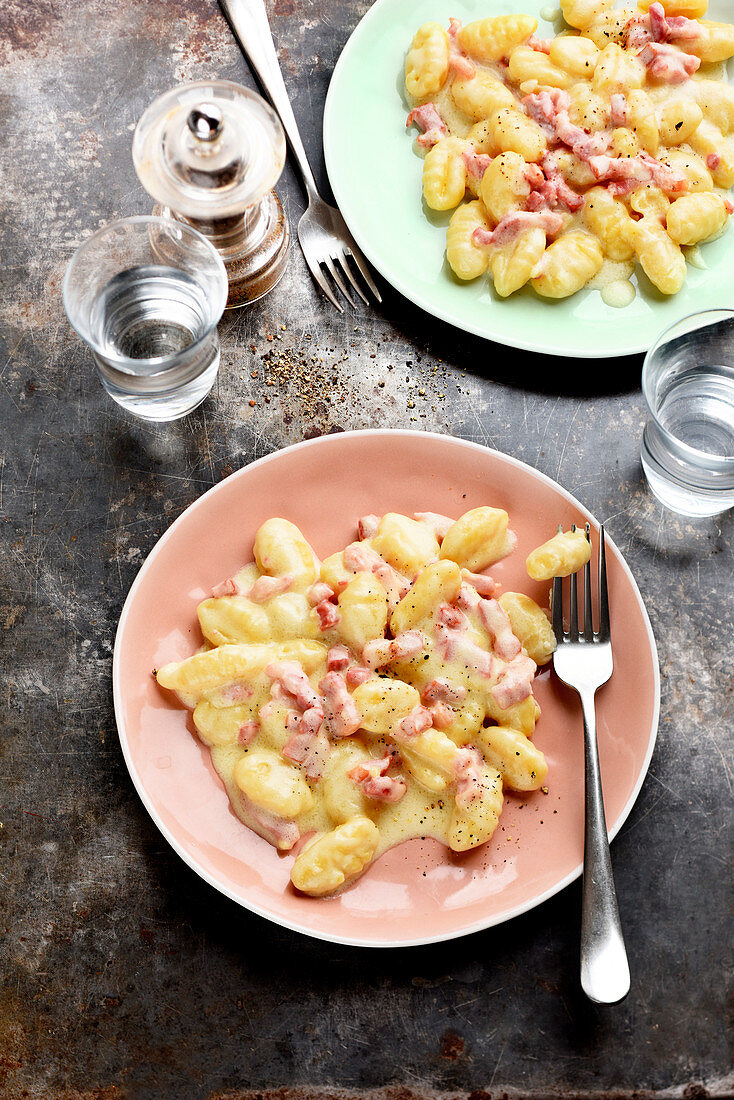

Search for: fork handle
xmin=579 ymin=688 xmax=630 ymax=1005
xmin=218 ymin=0 xmax=320 ymax=199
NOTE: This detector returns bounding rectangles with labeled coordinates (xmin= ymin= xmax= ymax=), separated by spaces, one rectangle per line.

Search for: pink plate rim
xmin=112 ymin=430 xmax=660 ymax=948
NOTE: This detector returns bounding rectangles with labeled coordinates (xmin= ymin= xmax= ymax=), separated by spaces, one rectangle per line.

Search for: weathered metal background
xmin=1 ymin=1 xmax=732 ymax=1097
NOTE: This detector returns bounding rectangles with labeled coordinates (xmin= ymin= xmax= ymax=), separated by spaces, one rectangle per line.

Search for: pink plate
xmin=113 ymin=431 xmax=659 ymax=947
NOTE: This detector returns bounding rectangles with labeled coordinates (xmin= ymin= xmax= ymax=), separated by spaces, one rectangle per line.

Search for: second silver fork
xmin=219 ymin=0 xmax=382 ymax=312
xmin=552 ymin=524 xmax=631 ymax=1005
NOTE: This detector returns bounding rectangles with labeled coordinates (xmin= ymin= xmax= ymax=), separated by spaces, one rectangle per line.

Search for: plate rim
xmin=322 ymin=0 xmax=732 ymax=359
xmin=113 ymin=429 xmax=661 ymax=948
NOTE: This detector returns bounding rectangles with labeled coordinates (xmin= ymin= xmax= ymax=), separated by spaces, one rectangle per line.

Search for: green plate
xmin=323 ymin=0 xmax=734 ymax=358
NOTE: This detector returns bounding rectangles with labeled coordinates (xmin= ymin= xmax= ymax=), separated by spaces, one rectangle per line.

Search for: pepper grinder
xmin=133 ymin=79 xmax=289 ymax=308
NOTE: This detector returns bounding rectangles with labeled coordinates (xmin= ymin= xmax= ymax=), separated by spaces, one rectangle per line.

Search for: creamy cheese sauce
xmin=156 ymin=511 xmax=554 ymax=896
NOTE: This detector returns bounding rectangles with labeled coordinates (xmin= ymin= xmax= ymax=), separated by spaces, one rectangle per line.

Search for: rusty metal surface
xmin=0 ymin=1 xmax=732 ymax=1098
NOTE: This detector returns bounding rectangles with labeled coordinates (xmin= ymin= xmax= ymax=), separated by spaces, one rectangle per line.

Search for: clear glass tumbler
xmin=63 ymin=216 xmax=228 ymax=421
xmin=641 ymin=310 xmax=734 ymax=518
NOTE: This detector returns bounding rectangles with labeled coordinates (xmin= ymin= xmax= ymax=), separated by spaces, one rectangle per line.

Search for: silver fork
xmin=219 ymin=0 xmax=382 ymax=312
xmin=552 ymin=523 xmax=631 ymax=1005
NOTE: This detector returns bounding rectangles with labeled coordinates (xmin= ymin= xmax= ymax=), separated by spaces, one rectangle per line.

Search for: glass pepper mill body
xmin=133 ymin=80 xmax=290 ymax=308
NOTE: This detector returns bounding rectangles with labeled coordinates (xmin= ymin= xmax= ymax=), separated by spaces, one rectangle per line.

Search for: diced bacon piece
xmin=624 ymin=14 xmax=654 ymax=50
xmin=406 ymin=103 xmax=448 ymax=150
xmin=248 ymin=573 xmax=293 ymax=602
xmin=649 ymin=2 xmax=700 ymax=43
xmin=707 ymin=153 xmax=722 ymax=171
xmin=610 ymin=93 xmax=628 ymax=128
xmin=286 ymin=710 xmax=301 ymax=732
xmin=450 ymin=53 xmax=476 ymax=78
xmin=588 ymin=155 xmax=639 ymax=181
xmin=429 ymin=701 xmax=456 ymax=730
xmin=463 ymin=150 xmax=493 ymax=181
xmin=220 ymin=682 xmax=254 ymax=703
xmin=257 ymin=699 xmax=277 ymax=723
xmin=344 ymin=541 xmax=382 ymax=572
xmin=528 ymin=154 xmax=584 ymax=213
xmin=349 ymin=755 xmax=406 ymax=803
xmin=491 ymin=653 xmax=537 ymax=709
xmin=374 ymin=563 xmax=410 ymax=611
xmin=436 ymin=602 xmax=470 ymax=631
xmin=456 ymin=581 xmax=482 ymax=612
xmin=471 ymin=225 xmax=494 ymax=247
xmin=460 ymin=570 xmax=497 ymax=598
xmin=362 ymin=639 xmax=394 ymax=669
xmin=435 ymin=613 xmax=497 ymax=679
xmin=563 ymin=126 xmax=611 ymax=162
xmin=448 ymin=17 xmax=476 ymax=79
xmin=524 ymin=189 xmax=550 ymax=213
xmin=357 ymin=514 xmax=381 ymax=539
xmin=212 ymin=575 xmax=248 ymax=597
xmin=327 ymin=645 xmax=351 ymax=672
xmin=608 ymin=178 xmax=645 ymax=198
xmin=265 ymin=660 xmax=321 ymax=712
xmin=625 ymin=5 xmax=700 ymax=49
xmin=638 ymin=42 xmax=700 ymax=83
xmin=246 ymin=802 xmax=300 ymax=851
xmin=524 ymin=163 xmax=546 ymax=189
xmin=522 ymin=87 xmax=571 ymax=135
xmin=631 ymin=151 xmax=689 ymax=193
xmin=315 ymin=599 xmax=340 ymax=631
xmin=343 ymin=543 xmax=411 ymax=604
xmin=283 ymin=722 xmax=331 ymax=781
xmin=267 ymin=680 xmax=292 ymax=705
xmin=362 ymin=629 xmax=427 ymax=669
xmin=289 ymin=829 xmax=318 ymax=858
xmin=478 ymin=598 xmax=522 ymax=662
xmin=346 ymin=665 xmax=373 ymax=687
xmin=281 ymin=729 xmax=314 ymax=764
xmin=319 ymin=672 xmax=362 ymax=738
xmin=299 ymin=705 xmax=324 ymax=737
xmin=237 ymin=720 xmax=259 ymax=745
xmin=422 ymin=678 xmax=467 ymax=706
xmin=523 ymin=90 xmax=612 ymax=161
xmin=527 ymin=35 xmax=551 ymax=54
xmin=396 ymin=705 xmax=434 ymax=741
xmin=363 ymin=774 xmax=407 ymax=802
xmin=662 ymin=15 xmax=700 ymax=42
xmin=390 ymin=629 xmax=428 ymax=660
xmin=588 ymin=150 xmax=688 ymax=193
xmin=487 ymin=210 xmax=566 ymax=248
xmin=307 ymin=580 xmax=335 ymax=606
xmin=413 ymin=511 xmax=454 ymax=541
xmin=648 ymin=2 xmax=667 ymax=42
xmin=454 ymin=746 xmax=486 ymax=809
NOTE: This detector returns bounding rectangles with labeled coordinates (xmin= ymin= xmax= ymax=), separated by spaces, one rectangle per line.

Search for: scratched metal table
xmin=1 ymin=2 xmax=732 ymax=1098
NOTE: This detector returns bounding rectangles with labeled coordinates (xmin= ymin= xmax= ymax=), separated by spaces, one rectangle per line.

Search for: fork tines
xmin=552 ymin=523 xmax=610 ymax=643
xmin=309 ymin=249 xmax=381 ymax=312
xmin=298 ymin=221 xmax=382 ymax=313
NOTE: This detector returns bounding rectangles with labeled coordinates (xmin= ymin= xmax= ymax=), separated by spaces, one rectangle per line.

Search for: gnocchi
xmin=156 ymin=509 xmax=558 ymax=896
xmin=526 ymin=526 xmax=592 ymax=580
xmin=405 ymin=6 xmax=733 ymax=306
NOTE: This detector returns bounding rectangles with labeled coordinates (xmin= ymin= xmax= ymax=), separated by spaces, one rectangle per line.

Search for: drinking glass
xmin=641 ymin=310 xmax=734 ymax=518
xmin=63 ymin=216 xmax=228 ymax=421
